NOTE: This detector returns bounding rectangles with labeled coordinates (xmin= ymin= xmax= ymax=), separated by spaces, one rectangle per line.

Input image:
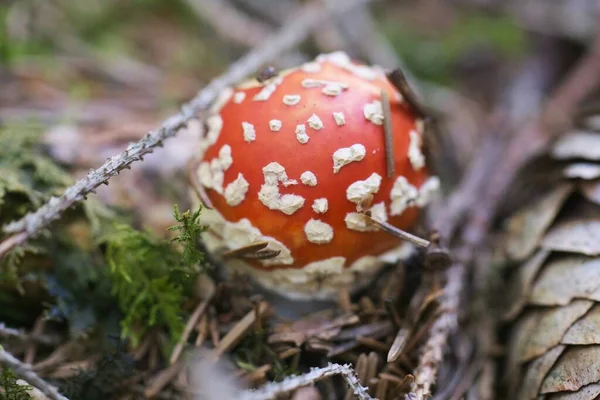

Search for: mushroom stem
xmin=367 ymin=214 xmax=430 ymax=248
xmin=381 ymin=89 xmax=395 ymax=179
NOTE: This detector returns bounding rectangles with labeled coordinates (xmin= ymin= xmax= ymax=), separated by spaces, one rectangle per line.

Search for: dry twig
xmin=145 ymin=361 xmax=184 ymax=398
xmin=0 ymin=346 xmax=70 ymax=400
xmin=170 ymin=296 xmax=213 ymax=365
xmin=240 ymin=363 xmax=375 ymax=400
xmin=213 ymin=301 xmax=269 ymax=360
xmin=0 ymin=322 xmax=58 ymax=346
xmin=0 ymin=0 xmax=376 ymax=260
xmin=411 ymin=265 xmax=464 ymax=399
xmin=24 ymin=316 xmax=46 ymax=365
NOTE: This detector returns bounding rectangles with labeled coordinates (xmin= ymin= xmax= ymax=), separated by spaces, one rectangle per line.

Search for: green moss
xmin=0 ymin=367 xmax=32 ymax=400
xmin=168 ymin=205 xmax=208 ymax=269
xmin=0 ymin=124 xmax=73 ymax=285
xmin=100 ymin=205 xmax=206 ymax=347
xmin=0 ymin=125 xmax=210 ymax=347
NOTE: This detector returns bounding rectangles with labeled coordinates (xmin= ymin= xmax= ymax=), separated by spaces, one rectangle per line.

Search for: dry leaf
xmin=561 ymin=305 xmax=600 ymax=345
xmin=548 ymin=382 xmax=600 ymax=399
xmin=529 ymin=257 xmax=600 ymax=306
xmin=552 ymin=131 xmax=600 ymax=161
xmin=505 ymin=121 xmax=600 ymax=398
xmin=519 ymin=345 xmax=566 ymax=400
xmin=504 ymin=250 xmax=550 ymax=321
xmin=513 ymin=300 xmax=592 ymax=363
xmin=540 ymin=345 xmax=600 ymax=394
xmin=505 ymin=185 xmax=572 ymax=261
xmin=541 ymin=219 xmax=600 ymax=256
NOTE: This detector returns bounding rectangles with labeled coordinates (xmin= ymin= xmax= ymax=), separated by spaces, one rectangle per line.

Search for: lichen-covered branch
xmin=411 ymin=265 xmax=465 ymax=399
xmin=0 ymin=346 xmax=70 ymax=400
xmin=240 ymin=363 xmax=375 ymax=400
xmin=0 ymin=0 xmax=376 ymax=260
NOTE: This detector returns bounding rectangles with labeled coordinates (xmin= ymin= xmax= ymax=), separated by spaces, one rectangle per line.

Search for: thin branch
xmin=0 ymin=346 xmax=70 ymax=400
xmin=0 ymin=0 xmax=377 ymax=261
xmin=0 ymin=322 xmax=59 ymax=346
xmin=0 ymin=232 xmax=27 ymax=260
xmin=240 ymin=363 xmax=375 ymax=400
xmin=410 ymin=265 xmax=464 ymax=399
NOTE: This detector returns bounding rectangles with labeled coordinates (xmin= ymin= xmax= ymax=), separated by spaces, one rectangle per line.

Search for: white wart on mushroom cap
xmin=191 ymin=51 xmax=438 ymax=299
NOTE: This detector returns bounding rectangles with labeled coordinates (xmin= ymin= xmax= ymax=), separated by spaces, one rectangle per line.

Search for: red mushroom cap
xmin=191 ymin=52 xmax=439 ymax=299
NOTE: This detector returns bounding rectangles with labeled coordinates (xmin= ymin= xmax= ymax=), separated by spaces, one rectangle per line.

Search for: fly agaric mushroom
xmin=189 ymin=51 xmax=440 ymax=299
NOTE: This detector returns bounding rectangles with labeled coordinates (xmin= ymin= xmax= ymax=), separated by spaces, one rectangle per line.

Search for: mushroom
xmin=190 ymin=51 xmax=439 ymax=300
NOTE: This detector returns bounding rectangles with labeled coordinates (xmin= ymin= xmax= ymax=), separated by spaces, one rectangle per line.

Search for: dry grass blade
xmin=240 ymin=249 xmax=282 ymax=260
xmin=381 ymin=90 xmax=395 ymax=178
xmin=170 ymin=295 xmax=213 ymax=365
xmin=334 ymin=320 xmax=392 ymax=342
xmin=213 ymin=301 xmax=269 ymax=359
xmin=356 ymin=336 xmax=389 ymax=352
xmin=386 ymin=68 xmax=428 ymax=120
xmin=144 ymin=361 xmax=184 ymax=398
xmin=367 ymin=215 xmax=430 ymax=248
xmin=241 ymin=364 xmax=272 ymax=386
xmin=48 ymin=358 xmax=99 ymax=379
xmin=195 ymin=315 xmax=208 ymax=347
xmin=387 ymin=327 xmax=411 ymax=363
xmin=32 ymin=340 xmax=78 ymax=371
xmin=375 ymin=376 xmax=388 ymax=400
xmin=223 ymin=242 xmax=269 ymax=258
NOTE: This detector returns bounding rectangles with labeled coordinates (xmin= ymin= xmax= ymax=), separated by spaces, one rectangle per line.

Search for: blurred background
xmin=2 ymin=2 xmax=600 ymax=399
xmin=2 ymin=0 xmax=596 ymax=234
